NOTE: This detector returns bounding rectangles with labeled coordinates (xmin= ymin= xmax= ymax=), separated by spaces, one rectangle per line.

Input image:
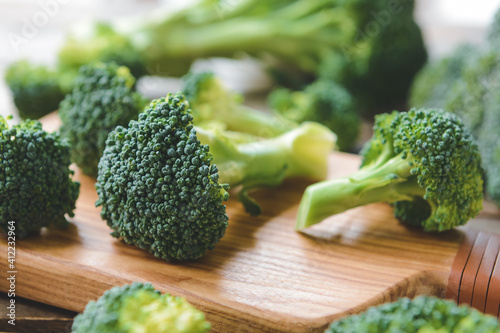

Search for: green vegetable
xmin=96 ymin=93 xmax=334 ymax=261
xmin=59 ymin=62 xmax=148 ymax=177
xmin=269 ymin=79 xmax=360 ymax=151
xmin=296 ymin=108 xmax=483 ymax=232
xmin=182 ymin=71 xmax=295 ymax=138
xmin=0 ymin=116 xmax=80 ymax=238
xmin=72 ymin=282 xmax=210 ymax=333
xmin=4 ymin=60 xmax=65 ymax=120
xmin=326 ymin=296 xmax=500 ymax=333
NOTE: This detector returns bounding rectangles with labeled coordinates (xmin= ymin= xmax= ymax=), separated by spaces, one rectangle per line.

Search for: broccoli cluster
xmin=0 ymin=116 xmax=80 ymax=238
xmin=96 ymin=94 xmax=229 ymax=261
xmin=59 ymin=62 xmax=147 ymax=177
xmin=269 ymin=80 xmax=360 ymax=151
xmin=326 ymin=296 xmax=500 ymax=333
xmin=296 ymin=108 xmax=483 ymax=232
xmin=72 ymin=282 xmax=211 ymax=333
xmin=4 ymin=60 xmax=65 ymax=120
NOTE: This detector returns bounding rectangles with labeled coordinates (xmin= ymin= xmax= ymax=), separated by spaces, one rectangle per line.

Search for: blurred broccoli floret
xmin=59 ymin=62 xmax=148 ymax=177
xmin=269 ymin=80 xmax=360 ymax=151
xmin=326 ymin=296 xmax=500 ymax=333
xmin=4 ymin=60 xmax=65 ymax=120
xmin=296 ymin=109 xmax=483 ymax=232
xmin=96 ymin=93 xmax=334 ymax=260
xmin=182 ymin=71 xmax=295 ymax=138
xmin=0 ymin=116 xmax=80 ymax=238
xmin=72 ymin=282 xmax=210 ymax=333
xmin=59 ymin=23 xmax=147 ymax=79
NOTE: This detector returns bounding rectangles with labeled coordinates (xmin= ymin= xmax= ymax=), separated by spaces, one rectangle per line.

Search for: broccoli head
xmin=269 ymin=79 xmax=360 ymax=151
xmin=296 ymin=108 xmax=483 ymax=232
xmin=96 ymin=94 xmax=229 ymax=261
xmin=326 ymin=296 xmax=500 ymax=333
xmin=182 ymin=71 xmax=295 ymax=138
xmin=0 ymin=116 xmax=80 ymax=238
xmin=4 ymin=60 xmax=65 ymax=120
xmin=72 ymin=282 xmax=211 ymax=333
xmin=59 ymin=62 xmax=148 ymax=177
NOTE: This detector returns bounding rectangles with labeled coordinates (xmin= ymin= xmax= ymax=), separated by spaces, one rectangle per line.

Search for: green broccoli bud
xmin=4 ymin=60 xmax=65 ymax=120
xmin=59 ymin=62 xmax=148 ymax=177
xmin=72 ymin=282 xmax=211 ymax=333
xmin=269 ymin=80 xmax=360 ymax=151
xmin=296 ymin=108 xmax=483 ymax=232
xmin=96 ymin=94 xmax=229 ymax=261
xmin=0 ymin=116 xmax=80 ymax=238
xmin=182 ymin=71 xmax=295 ymax=138
xmin=326 ymin=296 xmax=500 ymax=333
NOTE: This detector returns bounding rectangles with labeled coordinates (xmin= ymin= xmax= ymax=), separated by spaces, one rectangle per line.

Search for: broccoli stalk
xmin=296 ymin=109 xmax=484 ymax=232
xmin=196 ymin=122 xmax=336 ymax=215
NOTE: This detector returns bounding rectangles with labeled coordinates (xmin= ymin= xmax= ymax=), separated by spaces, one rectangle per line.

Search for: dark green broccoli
xmin=269 ymin=80 xmax=360 ymax=151
xmin=72 ymin=282 xmax=211 ymax=333
xmin=326 ymin=296 xmax=500 ymax=333
xmin=0 ymin=116 xmax=80 ymax=238
xmin=182 ymin=71 xmax=295 ymax=138
xmin=4 ymin=60 xmax=65 ymax=120
xmin=296 ymin=108 xmax=484 ymax=232
xmin=59 ymin=62 xmax=148 ymax=177
xmin=96 ymin=93 xmax=334 ymax=260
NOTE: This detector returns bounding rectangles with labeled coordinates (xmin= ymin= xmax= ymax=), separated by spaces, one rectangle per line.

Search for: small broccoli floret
xmin=182 ymin=71 xmax=295 ymax=138
xmin=96 ymin=94 xmax=229 ymax=261
xmin=296 ymin=108 xmax=483 ymax=232
xmin=326 ymin=296 xmax=500 ymax=333
xmin=72 ymin=282 xmax=211 ymax=333
xmin=269 ymin=80 xmax=360 ymax=151
xmin=4 ymin=60 xmax=65 ymax=120
xmin=59 ymin=23 xmax=147 ymax=79
xmin=0 ymin=116 xmax=80 ymax=238
xmin=59 ymin=62 xmax=148 ymax=177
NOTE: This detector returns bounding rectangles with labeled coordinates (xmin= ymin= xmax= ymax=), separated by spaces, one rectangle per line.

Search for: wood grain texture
xmin=0 ymin=115 xmax=498 ymax=332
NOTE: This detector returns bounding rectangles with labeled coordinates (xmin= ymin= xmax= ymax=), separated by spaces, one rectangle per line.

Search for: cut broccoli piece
xmin=182 ymin=71 xmax=295 ymax=138
xmin=0 ymin=116 xmax=80 ymax=238
xmin=59 ymin=62 xmax=148 ymax=177
xmin=96 ymin=93 xmax=334 ymax=260
xmin=59 ymin=23 xmax=147 ymax=79
xmin=296 ymin=108 xmax=483 ymax=232
xmin=72 ymin=282 xmax=210 ymax=333
xmin=4 ymin=60 xmax=66 ymax=120
xmin=269 ymin=80 xmax=360 ymax=151
xmin=326 ymin=296 xmax=500 ymax=333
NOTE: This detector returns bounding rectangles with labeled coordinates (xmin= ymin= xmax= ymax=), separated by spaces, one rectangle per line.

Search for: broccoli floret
xmin=269 ymin=80 xmax=360 ymax=151
xmin=59 ymin=62 xmax=148 ymax=177
xmin=326 ymin=296 xmax=500 ymax=333
xmin=0 ymin=116 xmax=80 ymax=238
xmin=182 ymin=71 xmax=295 ymax=138
xmin=296 ymin=108 xmax=483 ymax=232
xmin=410 ymin=44 xmax=479 ymax=111
xmin=4 ymin=60 xmax=66 ymax=120
xmin=96 ymin=93 xmax=334 ymax=260
xmin=72 ymin=282 xmax=211 ymax=333
xmin=59 ymin=23 xmax=147 ymax=79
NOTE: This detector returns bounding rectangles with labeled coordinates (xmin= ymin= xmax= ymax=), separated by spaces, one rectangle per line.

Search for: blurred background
xmin=1 ymin=0 xmax=500 ymax=120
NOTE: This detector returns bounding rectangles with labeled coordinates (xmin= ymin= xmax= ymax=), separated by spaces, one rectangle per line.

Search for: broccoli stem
xmin=296 ymin=156 xmax=425 ymax=230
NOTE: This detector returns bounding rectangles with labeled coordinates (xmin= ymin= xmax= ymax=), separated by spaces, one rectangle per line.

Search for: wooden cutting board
xmin=1 ymin=114 xmax=499 ymax=332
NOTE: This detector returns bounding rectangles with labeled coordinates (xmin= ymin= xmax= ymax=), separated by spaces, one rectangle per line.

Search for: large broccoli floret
xmin=269 ymin=80 xmax=360 ymax=151
xmin=72 ymin=282 xmax=211 ymax=333
xmin=4 ymin=60 xmax=66 ymax=120
xmin=326 ymin=296 xmax=500 ymax=333
xmin=0 ymin=116 xmax=80 ymax=238
xmin=296 ymin=108 xmax=483 ymax=232
xmin=96 ymin=94 xmax=229 ymax=261
xmin=182 ymin=71 xmax=295 ymax=138
xmin=59 ymin=62 xmax=148 ymax=177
